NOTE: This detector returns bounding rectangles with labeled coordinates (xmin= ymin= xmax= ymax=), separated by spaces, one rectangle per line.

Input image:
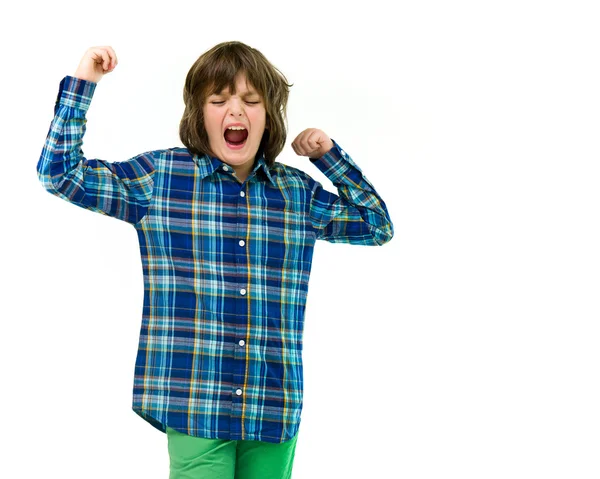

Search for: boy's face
xmin=203 ymin=72 xmax=267 ymax=178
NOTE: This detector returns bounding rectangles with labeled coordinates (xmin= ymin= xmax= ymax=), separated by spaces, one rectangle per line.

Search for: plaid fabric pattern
xmin=37 ymin=75 xmax=394 ymax=443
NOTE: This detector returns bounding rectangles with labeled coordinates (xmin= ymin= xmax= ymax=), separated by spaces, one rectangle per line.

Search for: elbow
xmin=374 ymin=221 xmax=394 ymax=246
xmin=36 ymin=164 xmax=56 ymax=194
xmin=36 ymin=159 xmax=61 ymax=195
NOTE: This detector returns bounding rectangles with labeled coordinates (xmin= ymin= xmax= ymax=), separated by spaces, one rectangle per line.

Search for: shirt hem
xmin=131 ymin=405 xmax=300 ymax=444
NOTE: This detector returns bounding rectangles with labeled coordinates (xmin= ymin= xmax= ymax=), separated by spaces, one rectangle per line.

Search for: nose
xmin=228 ymin=99 xmax=245 ymax=117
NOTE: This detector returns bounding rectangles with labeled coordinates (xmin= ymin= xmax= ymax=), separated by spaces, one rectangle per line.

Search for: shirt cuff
xmin=56 ymin=75 xmax=97 ymax=112
xmin=308 ymin=138 xmax=351 ymax=183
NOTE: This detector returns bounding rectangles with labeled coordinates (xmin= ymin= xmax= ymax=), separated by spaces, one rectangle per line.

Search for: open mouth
xmin=225 ymin=138 xmax=247 ymax=148
xmin=224 ymin=128 xmax=248 ymax=148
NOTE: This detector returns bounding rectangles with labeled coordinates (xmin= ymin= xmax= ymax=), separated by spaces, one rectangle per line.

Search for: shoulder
xmin=270 ymin=161 xmax=318 ymax=189
xmin=116 ymin=147 xmax=192 ymax=178
xmin=159 ymin=146 xmax=192 ymax=159
xmin=144 ymin=147 xmax=200 ymax=166
xmin=271 ymin=161 xmax=323 ymax=195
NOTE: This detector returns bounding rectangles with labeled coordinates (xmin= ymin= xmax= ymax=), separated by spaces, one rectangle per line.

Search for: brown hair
xmin=179 ymin=41 xmax=294 ymax=167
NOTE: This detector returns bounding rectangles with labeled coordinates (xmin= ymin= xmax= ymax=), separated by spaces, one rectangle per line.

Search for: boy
xmin=37 ymin=41 xmax=393 ymax=478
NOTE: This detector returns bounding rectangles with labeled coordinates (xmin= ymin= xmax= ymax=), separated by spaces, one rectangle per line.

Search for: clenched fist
xmin=291 ymin=128 xmax=334 ymax=160
xmin=73 ymin=46 xmax=118 ymax=84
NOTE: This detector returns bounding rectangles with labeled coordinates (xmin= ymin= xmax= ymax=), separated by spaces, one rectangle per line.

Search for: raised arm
xmin=36 ymin=47 xmax=155 ymax=225
xmin=306 ymin=139 xmax=394 ymax=245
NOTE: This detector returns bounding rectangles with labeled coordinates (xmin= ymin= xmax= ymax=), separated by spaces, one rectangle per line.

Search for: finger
xmin=294 ymin=133 xmax=307 ymax=154
xmin=100 ymin=47 xmax=115 ymax=71
xmin=305 ymin=130 xmax=320 ymax=153
xmin=91 ymin=49 xmax=109 ymax=70
xmin=99 ymin=49 xmax=110 ymax=70
xmin=100 ymin=49 xmax=108 ymax=70
xmin=295 ymin=141 xmax=307 ymax=157
xmin=302 ymin=138 xmax=315 ymax=155
xmin=105 ymin=46 xmax=118 ymax=69
xmin=291 ymin=136 xmax=303 ymax=155
xmin=307 ymin=130 xmax=321 ymax=151
xmin=90 ymin=50 xmax=102 ymax=66
xmin=105 ymin=48 xmax=116 ymax=70
xmin=295 ymin=129 xmax=309 ymax=148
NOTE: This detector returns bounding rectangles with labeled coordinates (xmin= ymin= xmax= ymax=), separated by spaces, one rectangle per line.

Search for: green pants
xmin=166 ymin=426 xmax=299 ymax=479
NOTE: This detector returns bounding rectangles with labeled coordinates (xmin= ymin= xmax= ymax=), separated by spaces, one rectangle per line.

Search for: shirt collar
xmin=192 ymin=149 xmax=275 ymax=185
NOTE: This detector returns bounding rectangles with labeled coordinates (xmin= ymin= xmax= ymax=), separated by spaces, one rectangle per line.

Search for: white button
xmin=223 ymin=165 xmax=229 ymax=171
xmin=340 ymin=150 xmax=346 ymax=156
xmin=236 ymin=388 xmax=243 ymax=395
xmin=239 ymin=339 xmax=245 ymax=346
xmin=240 ymin=191 xmax=245 ymax=197
xmin=240 ymin=288 xmax=246 ymax=295
xmin=239 ymin=240 xmax=245 ymax=246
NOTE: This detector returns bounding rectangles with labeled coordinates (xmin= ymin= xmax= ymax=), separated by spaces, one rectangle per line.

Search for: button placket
xmin=235 ymin=184 xmax=248 ymax=396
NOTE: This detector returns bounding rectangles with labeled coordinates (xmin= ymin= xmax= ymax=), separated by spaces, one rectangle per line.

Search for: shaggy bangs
xmin=179 ymin=41 xmax=293 ymax=167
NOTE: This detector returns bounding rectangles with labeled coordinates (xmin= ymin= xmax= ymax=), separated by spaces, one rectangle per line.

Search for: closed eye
xmin=211 ymin=101 xmax=260 ymax=105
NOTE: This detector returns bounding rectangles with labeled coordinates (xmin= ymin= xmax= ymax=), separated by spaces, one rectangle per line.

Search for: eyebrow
xmin=213 ymin=90 xmax=259 ymax=97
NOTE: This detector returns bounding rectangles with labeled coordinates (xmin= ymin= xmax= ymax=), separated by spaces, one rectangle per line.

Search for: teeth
xmin=227 ymin=126 xmax=246 ymax=130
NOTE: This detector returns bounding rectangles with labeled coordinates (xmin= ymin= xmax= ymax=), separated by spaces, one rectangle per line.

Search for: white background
xmin=1 ymin=0 xmax=599 ymax=478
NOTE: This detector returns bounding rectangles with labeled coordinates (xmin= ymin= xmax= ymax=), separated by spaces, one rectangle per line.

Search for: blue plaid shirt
xmin=37 ymin=75 xmax=394 ymax=443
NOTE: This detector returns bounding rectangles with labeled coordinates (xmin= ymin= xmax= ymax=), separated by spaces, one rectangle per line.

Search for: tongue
xmin=224 ymin=129 xmax=248 ymax=144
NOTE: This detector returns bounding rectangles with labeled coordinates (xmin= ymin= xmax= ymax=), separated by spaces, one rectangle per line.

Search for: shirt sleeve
xmin=36 ymin=75 xmax=156 ymax=226
xmin=306 ymin=138 xmax=394 ymax=245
